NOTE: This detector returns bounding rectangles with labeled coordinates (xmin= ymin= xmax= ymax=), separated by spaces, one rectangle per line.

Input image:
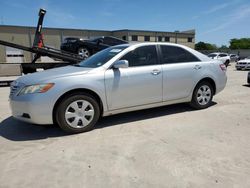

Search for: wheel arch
xmin=52 ymin=88 xmax=103 ymax=124
xmin=193 ymin=77 xmax=216 ymax=95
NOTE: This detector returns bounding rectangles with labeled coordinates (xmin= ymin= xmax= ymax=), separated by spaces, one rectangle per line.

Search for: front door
xmin=105 ymin=45 xmax=162 ymax=110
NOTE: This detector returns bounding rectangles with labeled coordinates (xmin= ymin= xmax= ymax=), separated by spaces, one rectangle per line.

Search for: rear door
xmin=159 ymin=45 xmax=202 ymax=101
xmin=105 ymin=45 xmax=163 ymax=110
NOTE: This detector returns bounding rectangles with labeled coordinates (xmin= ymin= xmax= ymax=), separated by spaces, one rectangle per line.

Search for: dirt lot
xmin=0 ymin=65 xmax=250 ymax=188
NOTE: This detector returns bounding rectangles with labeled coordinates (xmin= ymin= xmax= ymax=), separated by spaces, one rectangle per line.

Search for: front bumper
xmin=9 ymin=94 xmax=54 ymax=125
xmin=235 ymin=64 xmax=250 ymax=70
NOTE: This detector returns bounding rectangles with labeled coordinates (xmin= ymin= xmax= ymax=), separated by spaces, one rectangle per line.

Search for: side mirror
xmin=113 ymin=60 xmax=129 ymax=69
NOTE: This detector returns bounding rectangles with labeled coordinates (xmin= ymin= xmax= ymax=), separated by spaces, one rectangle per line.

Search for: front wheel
xmin=56 ymin=93 xmax=100 ymax=133
xmin=190 ymin=81 xmax=214 ymax=110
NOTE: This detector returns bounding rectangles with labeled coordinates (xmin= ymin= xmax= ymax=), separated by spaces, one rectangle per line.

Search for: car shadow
xmin=0 ymin=118 xmax=68 ymax=141
xmin=0 ymin=102 xmax=217 ymax=142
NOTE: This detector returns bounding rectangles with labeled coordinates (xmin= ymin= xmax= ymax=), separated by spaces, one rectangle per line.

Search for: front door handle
xmin=151 ymin=69 xmax=161 ymax=75
xmin=194 ymin=65 xmax=202 ymax=70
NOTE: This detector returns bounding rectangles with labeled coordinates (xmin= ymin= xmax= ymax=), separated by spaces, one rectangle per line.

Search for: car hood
xmin=238 ymin=59 xmax=250 ymax=63
xmin=16 ymin=65 xmax=92 ymax=85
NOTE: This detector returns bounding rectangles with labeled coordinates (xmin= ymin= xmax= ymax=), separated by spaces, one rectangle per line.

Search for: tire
xmin=22 ymin=67 xmax=36 ymax=74
xmin=78 ymin=47 xmax=90 ymax=59
xmin=190 ymin=81 xmax=214 ymax=110
xmin=56 ymin=92 xmax=100 ymax=133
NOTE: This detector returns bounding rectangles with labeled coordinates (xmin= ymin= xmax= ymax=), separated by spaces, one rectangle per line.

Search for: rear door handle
xmin=151 ymin=69 xmax=161 ymax=75
xmin=194 ymin=65 xmax=202 ymax=70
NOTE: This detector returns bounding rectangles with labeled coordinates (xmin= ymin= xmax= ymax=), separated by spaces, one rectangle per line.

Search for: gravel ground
xmin=0 ymin=65 xmax=250 ymax=188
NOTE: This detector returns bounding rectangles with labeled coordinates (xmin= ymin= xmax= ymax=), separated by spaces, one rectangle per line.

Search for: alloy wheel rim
xmin=196 ymin=85 xmax=212 ymax=106
xmin=65 ymin=100 xmax=94 ymax=128
xmin=78 ymin=48 xmax=90 ymax=58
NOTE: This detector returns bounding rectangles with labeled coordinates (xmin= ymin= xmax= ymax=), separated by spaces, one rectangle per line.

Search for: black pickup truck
xmin=61 ymin=36 xmax=128 ymax=59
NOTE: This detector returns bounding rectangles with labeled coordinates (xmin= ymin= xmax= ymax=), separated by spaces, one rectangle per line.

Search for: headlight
xmin=18 ymin=83 xmax=54 ymax=96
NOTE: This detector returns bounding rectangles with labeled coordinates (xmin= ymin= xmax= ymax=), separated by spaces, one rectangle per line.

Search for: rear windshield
xmin=78 ymin=46 xmax=128 ymax=68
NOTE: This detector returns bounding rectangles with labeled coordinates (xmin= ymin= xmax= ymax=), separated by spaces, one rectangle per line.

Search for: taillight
xmin=220 ymin=64 xmax=226 ymax=71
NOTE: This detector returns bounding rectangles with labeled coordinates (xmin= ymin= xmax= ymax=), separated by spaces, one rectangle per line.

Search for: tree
xmin=219 ymin=45 xmax=229 ymax=50
xmin=195 ymin=41 xmax=217 ymax=50
xmin=229 ymin=38 xmax=250 ymax=49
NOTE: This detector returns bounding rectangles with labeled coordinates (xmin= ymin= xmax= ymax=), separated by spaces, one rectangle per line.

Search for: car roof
xmin=114 ymin=42 xmax=210 ymax=61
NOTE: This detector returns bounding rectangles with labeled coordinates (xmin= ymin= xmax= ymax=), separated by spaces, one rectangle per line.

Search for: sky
xmin=0 ymin=0 xmax=250 ymax=46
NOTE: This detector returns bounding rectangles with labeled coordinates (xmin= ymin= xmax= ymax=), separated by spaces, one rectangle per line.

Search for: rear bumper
xmin=216 ymin=74 xmax=227 ymax=95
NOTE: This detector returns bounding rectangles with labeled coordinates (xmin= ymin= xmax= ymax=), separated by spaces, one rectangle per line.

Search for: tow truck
xmin=0 ymin=9 xmax=85 ymax=86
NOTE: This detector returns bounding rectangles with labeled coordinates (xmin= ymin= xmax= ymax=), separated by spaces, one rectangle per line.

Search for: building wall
xmin=0 ymin=27 xmax=32 ymax=62
xmin=0 ymin=25 xmax=195 ymax=63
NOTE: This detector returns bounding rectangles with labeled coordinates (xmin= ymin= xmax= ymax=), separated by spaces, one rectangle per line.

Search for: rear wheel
xmin=78 ymin=47 xmax=90 ymax=59
xmin=190 ymin=81 xmax=214 ymax=110
xmin=56 ymin=93 xmax=100 ymax=133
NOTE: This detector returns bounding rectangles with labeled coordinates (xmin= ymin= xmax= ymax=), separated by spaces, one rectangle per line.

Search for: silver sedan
xmin=9 ymin=43 xmax=227 ymax=133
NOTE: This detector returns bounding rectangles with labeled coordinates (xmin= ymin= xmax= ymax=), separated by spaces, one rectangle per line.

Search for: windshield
xmin=78 ymin=46 xmax=128 ymax=68
xmin=208 ymin=54 xmax=217 ymax=58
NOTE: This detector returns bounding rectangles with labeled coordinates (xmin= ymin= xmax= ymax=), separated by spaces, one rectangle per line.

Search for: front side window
xmin=158 ymin=36 xmax=162 ymax=42
xmin=120 ymin=46 xmax=158 ymax=67
xmin=103 ymin=37 xmax=113 ymax=44
xmin=160 ymin=45 xmax=200 ymax=64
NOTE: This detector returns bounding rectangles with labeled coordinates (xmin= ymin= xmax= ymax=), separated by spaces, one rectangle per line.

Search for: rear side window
xmin=160 ymin=45 xmax=200 ymax=64
xmin=121 ymin=46 xmax=158 ymax=67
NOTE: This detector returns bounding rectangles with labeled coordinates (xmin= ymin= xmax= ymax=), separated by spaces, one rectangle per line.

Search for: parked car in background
xmin=61 ymin=36 xmax=128 ymax=59
xmin=235 ymin=56 xmax=250 ymax=70
xmin=208 ymin=52 xmax=230 ymax=67
xmin=229 ymin=54 xmax=239 ymax=62
xmin=9 ymin=43 xmax=227 ymax=133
